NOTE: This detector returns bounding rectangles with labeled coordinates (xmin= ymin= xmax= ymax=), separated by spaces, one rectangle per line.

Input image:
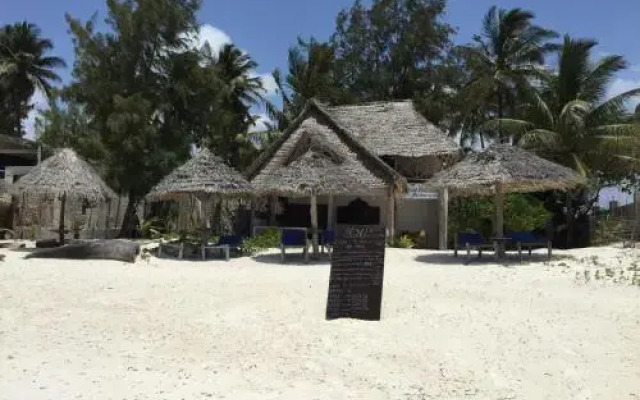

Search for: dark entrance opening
xmin=337 ymin=198 xmax=380 ymax=225
xmin=280 ymin=201 xmax=328 ymax=229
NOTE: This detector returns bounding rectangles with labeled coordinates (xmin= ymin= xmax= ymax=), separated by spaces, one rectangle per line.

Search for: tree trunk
xmin=118 ymin=192 xmax=139 ymax=238
xmin=565 ymin=191 xmax=574 ymax=249
xmin=497 ymin=91 xmax=504 ymax=143
xmin=12 ymin=91 xmax=22 ymax=137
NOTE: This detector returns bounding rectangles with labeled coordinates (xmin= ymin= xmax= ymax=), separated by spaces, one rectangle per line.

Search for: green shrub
xmin=140 ymin=217 xmax=166 ymax=239
xmin=449 ymin=193 xmax=550 ymax=242
xmin=389 ymin=234 xmax=415 ymax=249
xmin=242 ymin=227 xmax=281 ymax=255
xmin=504 ymin=193 xmax=550 ymax=232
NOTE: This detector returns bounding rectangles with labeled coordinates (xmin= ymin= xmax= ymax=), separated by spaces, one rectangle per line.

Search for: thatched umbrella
xmin=146 ymin=148 xmax=254 ymax=233
xmin=426 ymin=144 xmax=586 ymax=254
xmin=11 ymin=148 xmax=116 ymax=244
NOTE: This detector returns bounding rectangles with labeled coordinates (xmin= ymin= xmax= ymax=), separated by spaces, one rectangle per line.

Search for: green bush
xmin=242 ymin=227 xmax=281 ymax=255
xmin=140 ymin=217 xmax=166 ymax=239
xmin=504 ymin=193 xmax=551 ymax=232
xmin=449 ymin=193 xmax=550 ymax=241
xmin=389 ymin=234 xmax=415 ymax=249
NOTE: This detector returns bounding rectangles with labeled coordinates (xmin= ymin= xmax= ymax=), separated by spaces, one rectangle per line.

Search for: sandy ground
xmin=1 ymin=244 xmax=639 ymax=400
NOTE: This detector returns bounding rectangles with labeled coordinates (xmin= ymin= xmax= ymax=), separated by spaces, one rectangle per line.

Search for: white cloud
xmin=630 ymin=64 xmax=640 ymax=73
xmin=252 ymin=72 xmax=278 ymax=97
xmin=607 ymin=77 xmax=640 ymax=110
xmin=193 ymin=25 xmax=276 ymax=99
xmin=24 ymin=89 xmax=49 ymax=140
xmin=193 ymin=24 xmax=232 ymax=54
xmin=249 ymin=113 xmax=273 ymax=133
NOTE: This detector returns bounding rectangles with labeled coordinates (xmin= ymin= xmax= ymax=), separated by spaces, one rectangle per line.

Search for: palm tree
xmin=459 ymin=6 xmax=557 ymax=144
xmin=0 ymin=22 xmax=65 ymax=136
xmin=267 ymin=38 xmax=338 ymax=130
xmin=204 ymin=43 xmax=264 ymax=167
xmin=487 ymin=36 xmax=640 ymax=248
xmin=493 ymin=36 xmax=640 ymax=178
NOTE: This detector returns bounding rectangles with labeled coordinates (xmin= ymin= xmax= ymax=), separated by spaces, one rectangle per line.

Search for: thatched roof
xmin=424 ymin=144 xmax=586 ymax=196
xmin=247 ymin=100 xmax=405 ymax=196
xmin=11 ymin=148 xmax=116 ymax=202
xmin=0 ymin=179 xmax=9 ymax=194
xmin=326 ymin=100 xmax=460 ymax=158
xmin=0 ymin=134 xmax=38 ymax=152
xmin=146 ymin=148 xmax=253 ymax=201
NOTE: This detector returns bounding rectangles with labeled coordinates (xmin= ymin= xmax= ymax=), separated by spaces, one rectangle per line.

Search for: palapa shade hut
xmin=247 ymin=100 xmax=406 ymax=255
xmin=11 ymin=148 xmax=116 ymax=244
xmin=146 ymin=148 xmax=253 ymax=202
xmin=146 ymin=148 xmax=254 ymax=232
xmin=425 ymin=144 xmax=586 ymax=253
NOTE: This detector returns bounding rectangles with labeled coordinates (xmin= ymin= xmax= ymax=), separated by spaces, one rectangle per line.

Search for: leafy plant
xmin=140 ymin=217 xmax=166 ymax=240
xmin=449 ymin=193 xmax=551 ymax=241
xmin=389 ymin=234 xmax=415 ymax=249
xmin=242 ymin=227 xmax=281 ymax=255
xmin=504 ymin=193 xmax=550 ymax=232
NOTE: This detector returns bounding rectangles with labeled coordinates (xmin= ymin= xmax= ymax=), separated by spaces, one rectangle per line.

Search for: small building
xmin=0 ymin=134 xmax=41 ymax=230
xmin=247 ymin=99 xmax=460 ymax=248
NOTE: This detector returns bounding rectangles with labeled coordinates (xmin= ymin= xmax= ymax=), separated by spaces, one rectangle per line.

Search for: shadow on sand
xmin=415 ymin=251 xmax=553 ymax=267
xmin=252 ymin=252 xmax=331 ymax=266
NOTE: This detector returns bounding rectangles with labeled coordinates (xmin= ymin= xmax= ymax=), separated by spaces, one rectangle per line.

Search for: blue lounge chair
xmin=321 ymin=230 xmax=334 ymax=254
xmin=280 ymin=229 xmax=310 ymax=262
xmin=201 ymin=235 xmax=244 ymax=261
xmin=507 ymin=231 xmax=552 ymax=261
xmin=454 ymin=232 xmax=496 ymax=259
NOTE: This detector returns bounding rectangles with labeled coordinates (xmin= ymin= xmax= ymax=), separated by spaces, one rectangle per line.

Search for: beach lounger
xmin=201 ymin=235 xmax=244 ymax=261
xmin=454 ymin=232 xmax=496 ymax=259
xmin=508 ymin=231 xmax=552 ymax=261
xmin=280 ymin=229 xmax=310 ymax=263
xmin=321 ymin=230 xmax=334 ymax=254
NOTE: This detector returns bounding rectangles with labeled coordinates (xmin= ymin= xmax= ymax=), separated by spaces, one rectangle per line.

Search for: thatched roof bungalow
xmin=248 ymin=99 xmax=460 ymax=249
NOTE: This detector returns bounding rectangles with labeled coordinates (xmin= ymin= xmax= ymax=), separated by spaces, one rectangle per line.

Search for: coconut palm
xmin=267 ymin=38 xmax=338 ymax=131
xmin=0 ymin=22 xmax=65 ymax=136
xmin=459 ymin=6 xmax=557 ymax=143
xmin=489 ymin=36 xmax=640 ymax=178
xmin=206 ymin=43 xmax=265 ymax=167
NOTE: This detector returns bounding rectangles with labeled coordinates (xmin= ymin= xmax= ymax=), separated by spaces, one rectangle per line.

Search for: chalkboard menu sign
xmin=326 ymin=225 xmax=386 ymax=321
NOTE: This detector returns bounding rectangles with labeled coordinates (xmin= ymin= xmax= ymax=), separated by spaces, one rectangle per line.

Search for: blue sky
xmin=2 ymin=0 xmax=638 ymax=204
xmin=2 ymin=0 xmax=640 ymax=130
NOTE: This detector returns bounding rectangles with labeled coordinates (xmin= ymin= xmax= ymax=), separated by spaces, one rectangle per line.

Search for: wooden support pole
xmin=310 ymin=195 xmax=319 ymax=257
xmin=58 ymin=193 xmax=67 ymax=245
xmin=104 ymin=199 xmax=111 ymax=239
xmin=327 ymin=195 xmax=334 ymax=230
xmin=438 ymin=188 xmax=449 ymax=250
xmin=387 ymin=189 xmax=396 ymax=239
xmin=495 ymin=182 xmax=505 ymax=257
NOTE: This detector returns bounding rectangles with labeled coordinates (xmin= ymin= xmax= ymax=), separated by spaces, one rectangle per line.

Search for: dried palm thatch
xmin=146 ymin=148 xmax=253 ymax=202
xmin=11 ymin=148 xmax=116 ymax=245
xmin=248 ymin=100 xmax=405 ymax=197
xmin=11 ymin=148 xmax=116 ymax=202
xmin=326 ymin=100 xmax=460 ymax=158
xmin=425 ymin=144 xmax=586 ymax=196
xmin=0 ymin=179 xmax=9 ymax=194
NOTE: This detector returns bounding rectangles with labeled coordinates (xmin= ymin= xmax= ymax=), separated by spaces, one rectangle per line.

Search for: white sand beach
xmin=1 ymin=246 xmax=639 ymax=399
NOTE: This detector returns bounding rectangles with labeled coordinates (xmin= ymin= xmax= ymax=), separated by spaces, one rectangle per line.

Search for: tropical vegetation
xmin=0 ymin=0 xmax=638 ymax=245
